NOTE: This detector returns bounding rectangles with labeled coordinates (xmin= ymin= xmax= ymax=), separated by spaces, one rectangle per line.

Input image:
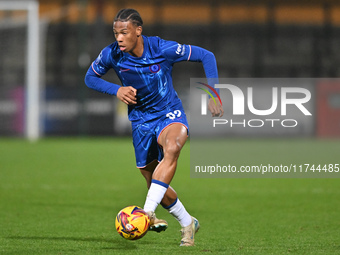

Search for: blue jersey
xmin=85 ymin=35 xmax=218 ymax=123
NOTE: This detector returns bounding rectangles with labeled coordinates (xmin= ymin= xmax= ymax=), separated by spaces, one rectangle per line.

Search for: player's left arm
xmin=162 ymin=41 xmax=223 ymax=117
xmin=188 ymin=45 xmax=224 ymax=117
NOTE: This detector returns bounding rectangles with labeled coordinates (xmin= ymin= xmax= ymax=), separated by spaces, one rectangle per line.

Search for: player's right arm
xmin=84 ymin=46 xmax=137 ymax=105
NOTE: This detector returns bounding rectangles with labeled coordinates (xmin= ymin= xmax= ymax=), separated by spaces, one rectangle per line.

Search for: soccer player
xmin=85 ymin=8 xmax=223 ymax=246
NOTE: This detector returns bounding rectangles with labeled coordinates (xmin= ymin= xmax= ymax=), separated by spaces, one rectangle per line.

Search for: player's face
xmin=113 ymin=21 xmax=142 ymax=56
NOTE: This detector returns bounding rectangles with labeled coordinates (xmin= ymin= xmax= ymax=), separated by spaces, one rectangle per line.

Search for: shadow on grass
xmin=6 ymin=235 xmax=154 ymax=250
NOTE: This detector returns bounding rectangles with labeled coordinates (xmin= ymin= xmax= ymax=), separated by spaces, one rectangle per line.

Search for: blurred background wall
xmin=1 ymin=0 xmax=340 ymax=137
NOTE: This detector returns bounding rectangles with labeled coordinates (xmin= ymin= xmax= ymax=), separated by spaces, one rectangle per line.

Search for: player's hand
xmin=117 ymin=86 xmax=137 ymax=105
xmin=208 ymin=97 xmax=224 ymax=117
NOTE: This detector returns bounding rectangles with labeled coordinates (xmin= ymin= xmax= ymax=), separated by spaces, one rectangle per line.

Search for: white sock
xmin=166 ymin=198 xmax=192 ymax=227
xmin=143 ymin=180 xmax=169 ymax=213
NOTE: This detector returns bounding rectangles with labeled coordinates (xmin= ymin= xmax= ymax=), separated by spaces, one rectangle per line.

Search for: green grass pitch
xmin=1 ymin=138 xmax=340 ymax=254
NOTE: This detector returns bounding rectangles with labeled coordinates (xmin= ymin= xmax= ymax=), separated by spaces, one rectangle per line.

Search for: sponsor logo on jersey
xmin=175 ymin=44 xmax=185 ymax=56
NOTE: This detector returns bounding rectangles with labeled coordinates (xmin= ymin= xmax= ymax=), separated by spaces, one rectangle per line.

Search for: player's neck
xmin=129 ymin=36 xmax=144 ymax=58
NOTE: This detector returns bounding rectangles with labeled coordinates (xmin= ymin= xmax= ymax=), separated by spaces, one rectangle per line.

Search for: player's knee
xmin=164 ymin=139 xmax=182 ymax=159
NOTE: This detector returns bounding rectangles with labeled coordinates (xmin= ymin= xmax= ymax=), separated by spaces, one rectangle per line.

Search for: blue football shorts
xmin=132 ymin=107 xmax=189 ymax=168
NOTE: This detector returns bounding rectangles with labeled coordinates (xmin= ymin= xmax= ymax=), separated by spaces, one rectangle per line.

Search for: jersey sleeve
xmin=161 ymin=39 xmax=192 ymax=63
xmin=84 ymin=67 xmax=120 ymax=96
xmin=161 ymin=39 xmax=219 ymax=92
xmin=188 ymin=45 xmax=218 ymax=80
xmin=84 ymin=45 xmax=120 ymax=96
xmin=91 ymin=46 xmax=112 ymax=76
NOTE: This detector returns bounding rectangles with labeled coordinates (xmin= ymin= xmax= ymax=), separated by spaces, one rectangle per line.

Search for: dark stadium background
xmin=1 ymin=0 xmax=340 ymax=137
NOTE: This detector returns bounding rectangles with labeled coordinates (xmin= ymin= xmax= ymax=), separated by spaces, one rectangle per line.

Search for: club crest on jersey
xmin=149 ymin=64 xmax=161 ymax=73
